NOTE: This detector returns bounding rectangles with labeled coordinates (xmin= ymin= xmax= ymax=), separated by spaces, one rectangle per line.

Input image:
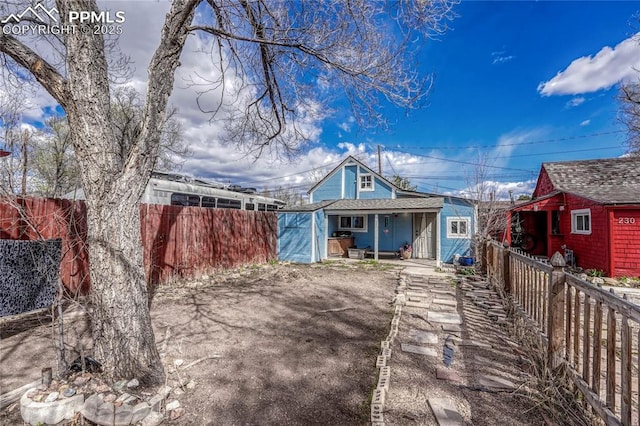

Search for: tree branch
xmin=0 ymin=34 xmax=69 ymax=108
xmin=125 ymin=0 xmax=199 ymax=180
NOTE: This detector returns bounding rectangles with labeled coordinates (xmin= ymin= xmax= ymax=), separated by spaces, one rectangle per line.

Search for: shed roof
xmin=280 ymin=197 xmax=444 ymax=213
xmin=325 ymin=198 xmax=443 ymax=212
xmin=542 ymin=156 xmax=640 ymax=204
xmin=280 ymin=200 xmax=336 ymax=212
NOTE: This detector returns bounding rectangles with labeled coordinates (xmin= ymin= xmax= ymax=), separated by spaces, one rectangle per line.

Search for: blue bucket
xmin=459 ymin=257 xmax=474 ymax=266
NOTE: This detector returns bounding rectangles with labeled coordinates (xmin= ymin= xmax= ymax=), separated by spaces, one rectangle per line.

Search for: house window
xmin=359 ymin=174 xmax=374 ymax=191
xmin=339 ymin=215 xmax=367 ymax=232
xmin=571 ymin=209 xmax=591 ymax=235
xmin=447 ymin=217 xmax=470 ymax=238
xmin=170 ymin=193 xmax=200 ymax=207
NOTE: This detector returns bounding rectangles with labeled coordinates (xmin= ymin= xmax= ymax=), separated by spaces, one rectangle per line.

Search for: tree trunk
xmin=86 ymin=186 xmax=163 ymax=384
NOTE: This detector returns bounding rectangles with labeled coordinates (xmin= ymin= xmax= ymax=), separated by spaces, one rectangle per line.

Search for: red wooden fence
xmin=0 ymin=197 xmax=278 ymax=294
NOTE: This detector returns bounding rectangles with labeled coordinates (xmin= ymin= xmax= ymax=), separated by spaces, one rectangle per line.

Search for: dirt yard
xmin=1 ymin=262 xmax=399 ymax=425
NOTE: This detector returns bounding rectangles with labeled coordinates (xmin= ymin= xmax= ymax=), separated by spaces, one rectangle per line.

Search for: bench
xmin=364 ymin=250 xmax=399 ymax=259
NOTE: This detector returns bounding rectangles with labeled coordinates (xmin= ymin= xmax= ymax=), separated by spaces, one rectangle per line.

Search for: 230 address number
xmin=618 ymin=217 xmax=637 ymax=224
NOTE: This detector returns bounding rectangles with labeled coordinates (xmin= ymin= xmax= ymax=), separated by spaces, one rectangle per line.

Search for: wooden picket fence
xmin=484 ymin=239 xmax=640 ymax=426
xmin=0 ymin=197 xmax=278 ymax=294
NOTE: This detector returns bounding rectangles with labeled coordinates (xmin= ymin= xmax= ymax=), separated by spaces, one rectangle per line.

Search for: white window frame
xmin=359 ymin=174 xmax=374 ymax=192
xmin=447 ymin=217 xmax=470 ymax=239
xmin=338 ymin=215 xmax=368 ymax=232
xmin=571 ymin=208 xmax=591 ymax=235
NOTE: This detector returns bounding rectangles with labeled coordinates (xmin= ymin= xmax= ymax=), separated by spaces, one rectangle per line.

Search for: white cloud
xmin=454 ymin=179 xmax=536 ymax=201
xmin=491 ymin=50 xmax=515 ymax=65
xmin=337 ymin=116 xmax=356 ymax=133
xmin=580 ymin=119 xmax=591 ymax=127
xmin=566 ymin=97 xmax=585 ymax=108
xmin=538 ymin=33 xmax=640 ymax=96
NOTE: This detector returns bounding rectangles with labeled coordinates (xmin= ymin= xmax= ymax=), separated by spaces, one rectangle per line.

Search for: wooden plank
xmin=593 ymin=299 xmax=603 ymax=396
xmin=566 ymin=285 xmax=573 ymax=361
xmin=0 ymin=379 xmax=40 ymax=410
xmin=509 ymin=249 xmax=553 ymax=272
xmin=533 ymin=268 xmax=539 ymax=324
xmin=574 ymin=288 xmax=581 ymax=369
xmin=566 ymin=274 xmax=640 ymax=325
xmin=542 ymin=272 xmax=548 ymax=330
xmin=583 ymin=295 xmax=591 ymax=386
xmin=566 ymin=365 xmax=621 ymax=426
xmin=607 ymin=305 xmax=617 ymax=411
xmin=621 ymin=312 xmax=631 ymax=426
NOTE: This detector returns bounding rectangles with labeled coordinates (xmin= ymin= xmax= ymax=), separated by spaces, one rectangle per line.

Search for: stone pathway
xmin=372 ymin=266 xmax=540 ymax=425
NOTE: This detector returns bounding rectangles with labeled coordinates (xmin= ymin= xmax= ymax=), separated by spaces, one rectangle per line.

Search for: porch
xmin=324 ymin=209 xmax=440 ymax=262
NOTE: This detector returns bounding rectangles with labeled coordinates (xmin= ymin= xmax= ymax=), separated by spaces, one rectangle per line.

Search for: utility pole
xmin=377 ymin=145 xmax=382 ymax=175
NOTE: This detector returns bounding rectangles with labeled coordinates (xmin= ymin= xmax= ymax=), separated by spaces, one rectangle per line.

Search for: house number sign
xmin=618 ymin=217 xmax=637 ymax=224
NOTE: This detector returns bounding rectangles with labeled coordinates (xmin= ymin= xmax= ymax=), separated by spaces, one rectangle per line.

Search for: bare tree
xmin=465 ymin=155 xmax=510 ymax=259
xmin=1 ymin=0 xmax=457 ymax=384
xmin=0 ymin=82 xmax=28 ymax=193
xmin=110 ymin=86 xmax=190 ymax=172
xmin=389 ymin=174 xmax=417 ymax=191
xmin=619 ymin=80 xmax=640 ymax=154
xmin=30 ymin=117 xmax=80 ymax=197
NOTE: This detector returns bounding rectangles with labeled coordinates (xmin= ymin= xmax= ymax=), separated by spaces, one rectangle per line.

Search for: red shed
xmin=508 ymin=157 xmax=640 ymax=277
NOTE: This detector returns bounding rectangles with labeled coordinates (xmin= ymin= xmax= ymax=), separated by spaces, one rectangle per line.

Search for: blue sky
xmin=314 ymin=1 xmax=640 ymax=197
xmin=4 ymin=1 xmax=640 ymax=200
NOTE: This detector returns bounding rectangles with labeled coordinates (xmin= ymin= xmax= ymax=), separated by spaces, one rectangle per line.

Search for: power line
xmin=495 ymin=145 xmax=622 ymax=158
xmin=386 ymin=130 xmax=625 ymax=151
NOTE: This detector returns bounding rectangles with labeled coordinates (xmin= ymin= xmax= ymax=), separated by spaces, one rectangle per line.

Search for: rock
xmin=113 ymin=380 xmax=128 ymax=391
xmin=114 ymin=404 xmax=134 ymax=424
xmin=157 ymin=385 xmax=172 ymax=399
xmin=44 ymin=392 xmax=59 ymax=403
xmin=173 ymin=387 xmax=185 ymax=396
xmin=140 ymin=411 xmax=164 ymax=426
xmin=127 ymin=378 xmax=140 ymax=389
xmin=74 ymin=375 xmax=90 ymax=386
xmin=63 ymin=387 xmax=77 ymax=397
xmin=21 ymin=388 xmax=85 ymax=425
xmin=592 ymin=277 xmax=604 ymax=285
xmin=116 ymin=393 xmax=131 ymax=403
xmin=170 ymin=407 xmax=186 ymax=420
xmin=95 ymin=384 xmax=110 ymax=393
xmin=174 ymin=359 xmax=184 ymax=367
xmin=31 ymin=394 xmax=44 ymax=402
xmin=104 ymin=393 xmax=117 ymax=403
xmin=132 ymin=402 xmax=152 ymax=423
xmin=166 ymin=400 xmax=181 ymax=411
xmin=185 ymin=380 xmax=196 ymax=389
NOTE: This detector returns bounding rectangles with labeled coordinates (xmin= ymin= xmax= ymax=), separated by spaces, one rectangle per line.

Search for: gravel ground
xmin=1 ymin=261 xmax=547 ymax=425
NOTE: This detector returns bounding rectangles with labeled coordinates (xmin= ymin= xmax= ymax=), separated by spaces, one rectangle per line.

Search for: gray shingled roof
xmin=280 ymin=200 xmax=336 ymax=212
xmin=543 ymin=157 xmax=640 ymax=204
xmin=325 ymin=198 xmax=443 ymax=211
xmin=280 ymin=197 xmax=445 ymax=212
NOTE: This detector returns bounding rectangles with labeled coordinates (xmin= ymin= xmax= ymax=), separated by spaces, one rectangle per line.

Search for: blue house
xmin=278 ymin=156 xmax=475 ymax=264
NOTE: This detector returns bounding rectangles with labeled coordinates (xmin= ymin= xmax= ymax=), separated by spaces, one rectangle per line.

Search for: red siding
xmin=560 ymin=193 xmax=609 ymax=275
xmin=0 ymin=197 xmax=278 ymax=294
xmin=533 ymin=166 xmax=555 ymax=197
xmin=511 ymin=193 xmax=613 ymax=275
xmin=610 ymin=208 xmax=640 ymax=277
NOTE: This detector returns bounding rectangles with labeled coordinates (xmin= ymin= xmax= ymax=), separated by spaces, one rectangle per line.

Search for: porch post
xmin=374 ymin=214 xmax=379 ymax=261
xmin=436 ymin=211 xmax=441 ymax=267
xmin=324 ymin=214 xmax=329 ymax=259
